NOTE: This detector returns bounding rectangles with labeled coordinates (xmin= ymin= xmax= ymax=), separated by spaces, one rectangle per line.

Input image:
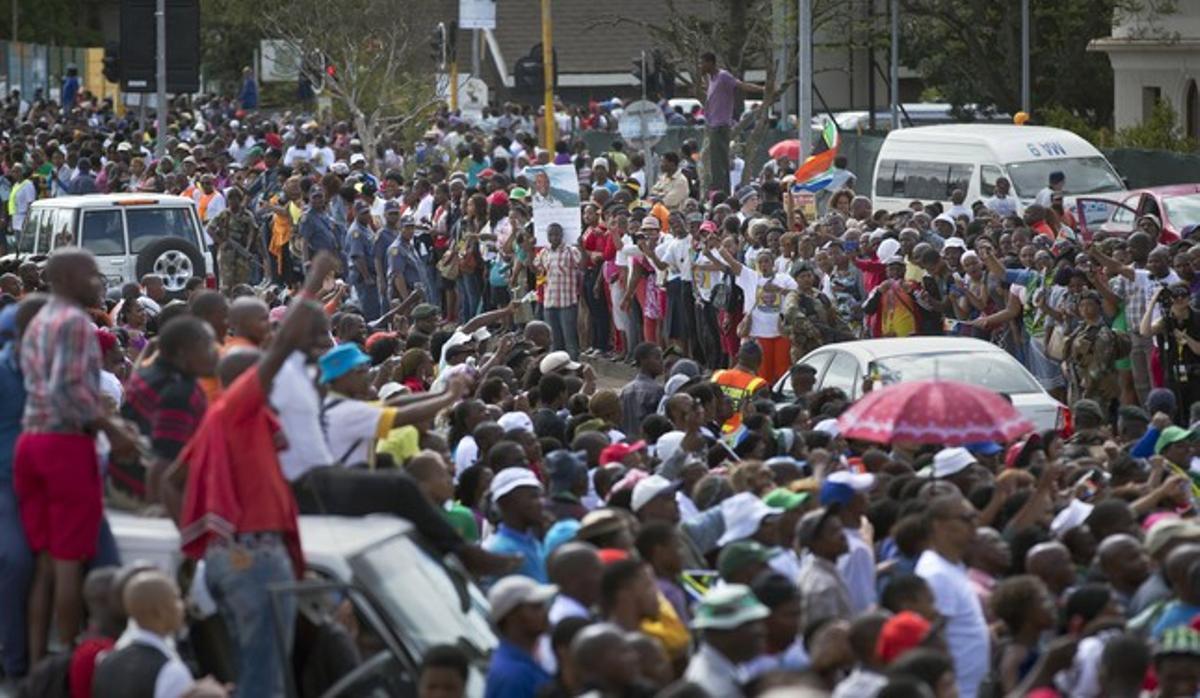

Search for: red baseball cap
xmin=599 ymin=440 xmax=647 ymax=466
xmin=478 ymin=168 xmax=497 ymax=179
xmin=876 ymin=611 xmax=932 ymax=664
xmin=487 ymin=190 xmax=509 ymax=208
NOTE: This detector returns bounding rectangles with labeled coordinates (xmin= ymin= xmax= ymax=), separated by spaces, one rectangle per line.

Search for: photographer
xmin=1140 ymin=282 xmax=1200 ymax=422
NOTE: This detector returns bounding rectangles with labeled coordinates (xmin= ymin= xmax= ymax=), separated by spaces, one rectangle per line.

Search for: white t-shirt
xmin=917 ymin=550 xmax=989 ymax=698
xmin=656 ymin=235 xmax=694 ymax=281
xmin=274 ymin=352 xmax=334 ymax=481
xmin=323 ymin=394 xmax=389 ymax=467
xmin=454 ymin=435 xmax=479 ymax=476
xmin=736 ymin=266 xmax=797 ymax=338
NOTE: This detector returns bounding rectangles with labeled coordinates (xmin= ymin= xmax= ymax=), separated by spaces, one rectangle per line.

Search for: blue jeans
xmin=205 ymin=539 xmax=296 ymax=698
xmin=0 ymin=487 xmax=117 ymax=678
xmin=353 ymin=282 xmax=381 ymax=322
xmin=545 ymin=305 xmax=580 ymax=359
xmin=0 ymin=485 xmax=32 ymax=677
xmin=457 ymin=273 xmax=482 ymax=320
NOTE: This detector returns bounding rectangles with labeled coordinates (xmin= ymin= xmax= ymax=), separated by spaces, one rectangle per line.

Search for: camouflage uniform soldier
xmin=782 ymin=261 xmax=853 ymax=362
xmin=1063 ymin=290 xmax=1129 ymax=409
xmin=208 ymin=187 xmax=266 ymax=292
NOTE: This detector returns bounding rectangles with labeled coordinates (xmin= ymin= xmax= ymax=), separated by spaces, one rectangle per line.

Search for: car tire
xmin=135 ymin=237 xmax=205 ymax=300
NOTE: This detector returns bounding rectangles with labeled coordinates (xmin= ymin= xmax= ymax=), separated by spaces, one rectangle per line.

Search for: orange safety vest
xmin=197 ymin=191 xmax=217 ymax=221
xmin=712 ymin=367 xmax=767 ymax=432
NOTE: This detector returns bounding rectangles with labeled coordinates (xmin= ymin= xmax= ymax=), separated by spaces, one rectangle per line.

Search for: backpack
xmin=711 ymin=272 xmax=744 ymax=313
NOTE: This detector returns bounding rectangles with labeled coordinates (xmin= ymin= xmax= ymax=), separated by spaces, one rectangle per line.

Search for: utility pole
xmin=1021 ymin=0 xmax=1030 ymax=114
xmin=155 ymin=0 xmax=166 ymax=159
xmin=11 ymin=0 xmax=17 ymax=42
xmin=798 ymin=0 xmax=812 ymax=159
xmin=471 ymin=29 xmax=480 ymax=78
xmin=449 ymin=23 xmax=459 ymax=111
xmin=890 ymin=0 xmax=900 ymax=129
xmin=540 ymin=0 xmax=555 ymax=150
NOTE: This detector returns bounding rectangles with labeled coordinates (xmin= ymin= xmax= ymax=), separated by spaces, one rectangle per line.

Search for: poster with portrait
xmin=527 ymin=164 xmax=582 ymax=247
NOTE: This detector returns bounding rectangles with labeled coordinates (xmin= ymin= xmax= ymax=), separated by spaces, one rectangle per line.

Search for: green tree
xmin=253 ymin=0 xmax=441 ymax=165
xmin=200 ymin=0 xmax=263 ymax=91
xmin=899 ymin=0 xmax=1174 ymax=127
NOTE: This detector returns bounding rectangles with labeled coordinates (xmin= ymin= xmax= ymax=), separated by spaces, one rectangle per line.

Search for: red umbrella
xmin=768 ymin=139 xmax=802 ymax=162
xmin=835 ymin=379 xmax=1035 ymax=446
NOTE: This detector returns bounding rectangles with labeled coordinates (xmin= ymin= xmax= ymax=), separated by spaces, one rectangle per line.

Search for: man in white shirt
xmin=917 ymin=494 xmax=990 ymax=698
xmin=686 ymin=585 xmax=771 ymax=698
xmin=985 ymin=177 xmax=1019 ymax=219
xmin=821 ymin=472 xmax=878 ymax=613
xmin=93 ymin=570 xmax=214 ymax=698
xmin=1035 ymin=170 xmax=1065 ymax=208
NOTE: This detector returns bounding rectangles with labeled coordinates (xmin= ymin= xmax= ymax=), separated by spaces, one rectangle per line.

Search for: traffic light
xmin=103 ymin=42 xmax=121 ymax=84
xmin=431 ymin=22 xmax=447 ymax=66
xmin=514 ymin=44 xmax=557 ymax=98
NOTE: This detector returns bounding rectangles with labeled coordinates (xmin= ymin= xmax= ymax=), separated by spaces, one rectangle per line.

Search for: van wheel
xmin=136 ymin=238 xmax=205 ymax=299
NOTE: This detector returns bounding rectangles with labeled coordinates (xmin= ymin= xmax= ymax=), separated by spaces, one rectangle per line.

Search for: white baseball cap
xmin=918 ymin=447 xmax=978 ymax=479
xmin=539 ymin=350 xmax=581 ymax=375
xmin=717 ymin=493 xmax=783 ymax=547
xmin=487 ymin=575 xmax=557 ymax=622
xmin=943 ymin=237 xmax=967 ymax=250
xmin=490 ymin=467 xmax=542 ymax=505
xmin=632 ymin=475 xmax=677 ymax=513
xmin=498 ymin=411 xmax=535 ymax=435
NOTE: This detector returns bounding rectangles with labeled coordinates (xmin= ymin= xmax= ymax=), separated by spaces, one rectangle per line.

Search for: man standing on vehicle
xmin=208 ymin=187 xmax=267 ymax=293
xmin=14 ymin=248 xmax=139 ymax=666
xmin=1035 ymin=170 xmax=1065 ymax=208
xmin=699 ymin=52 xmax=763 ymax=198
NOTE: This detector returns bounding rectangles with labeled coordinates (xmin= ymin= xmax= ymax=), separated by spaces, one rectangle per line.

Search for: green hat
xmin=1156 ymin=426 xmax=1199 ymax=455
xmin=510 ymin=187 xmax=530 ymax=200
xmin=573 ymin=418 xmax=608 ymax=436
xmin=1156 ymin=626 xmax=1200 ymax=659
xmin=410 ymin=303 xmax=441 ymax=321
xmin=763 ymin=488 xmax=810 ymax=511
xmin=716 ymin=541 xmax=774 ymax=581
xmin=691 ymin=583 xmax=771 ymax=630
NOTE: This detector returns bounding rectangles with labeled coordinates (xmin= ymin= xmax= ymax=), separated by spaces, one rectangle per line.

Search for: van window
xmin=46 ymin=209 xmax=76 ymax=250
xmin=81 ymin=210 xmax=125 ymax=255
xmin=127 ymin=207 xmax=197 ymax=254
xmin=1006 ymin=157 xmax=1124 ymax=198
xmin=16 ymin=209 xmax=43 ymax=253
xmin=877 ymin=159 xmax=973 ymax=200
xmin=980 ymin=165 xmax=1004 ymax=197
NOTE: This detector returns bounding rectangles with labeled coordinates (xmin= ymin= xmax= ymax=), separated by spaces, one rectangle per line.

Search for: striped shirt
xmin=535 ymin=245 xmax=583 ymax=309
xmin=20 ymin=297 xmax=103 ymax=433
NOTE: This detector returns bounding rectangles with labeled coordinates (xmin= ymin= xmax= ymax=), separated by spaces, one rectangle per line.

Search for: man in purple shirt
xmin=700 ymin=51 xmax=763 ymax=199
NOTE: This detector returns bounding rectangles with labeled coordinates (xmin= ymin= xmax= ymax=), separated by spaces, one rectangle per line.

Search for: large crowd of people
xmin=0 ymin=60 xmax=1199 ymax=698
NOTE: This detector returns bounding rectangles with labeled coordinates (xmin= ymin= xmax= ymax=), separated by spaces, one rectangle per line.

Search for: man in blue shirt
xmin=346 ymin=201 xmax=380 ymax=321
xmin=484 ymin=468 xmax=547 ymax=583
xmin=387 ymin=214 xmax=431 ymax=301
xmin=485 ymin=575 xmax=555 ymax=698
xmin=298 ymin=188 xmax=344 ymax=263
xmin=374 ymin=201 xmax=401 ymax=303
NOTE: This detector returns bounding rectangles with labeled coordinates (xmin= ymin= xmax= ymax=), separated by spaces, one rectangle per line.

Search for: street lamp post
xmin=1021 ymin=0 xmax=1031 ymax=114
xmin=798 ymin=0 xmax=812 ymax=159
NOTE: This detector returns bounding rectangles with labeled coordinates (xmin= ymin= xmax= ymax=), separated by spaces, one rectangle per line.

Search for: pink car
xmin=1074 ymin=184 xmax=1200 ymax=244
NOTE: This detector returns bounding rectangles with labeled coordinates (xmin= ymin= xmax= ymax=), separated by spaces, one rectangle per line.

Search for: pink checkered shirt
xmin=536 ymin=245 xmax=583 ymax=309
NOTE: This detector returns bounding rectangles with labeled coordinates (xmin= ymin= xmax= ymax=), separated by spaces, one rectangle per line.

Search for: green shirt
xmin=444 ymin=501 xmax=479 ymax=544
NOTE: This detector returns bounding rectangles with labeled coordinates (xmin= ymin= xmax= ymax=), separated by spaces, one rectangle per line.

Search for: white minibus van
xmin=871 ymin=125 xmax=1125 ymax=220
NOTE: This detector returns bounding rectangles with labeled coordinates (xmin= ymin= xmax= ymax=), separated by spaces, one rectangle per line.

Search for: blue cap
xmin=966 ymin=441 xmax=1003 ymax=456
xmin=319 ymin=343 xmax=371 ymax=384
xmin=819 ymin=481 xmax=856 ymax=507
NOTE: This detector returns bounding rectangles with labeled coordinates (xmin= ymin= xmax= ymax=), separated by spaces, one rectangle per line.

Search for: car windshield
xmin=351 ymin=535 xmax=497 ymax=659
xmin=1163 ymin=194 xmax=1200 ymax=228
xmin=873 ymin=351 xmax=1042 ymax=394
xmin=1007 ymin=157 xmax=1124 ymax=198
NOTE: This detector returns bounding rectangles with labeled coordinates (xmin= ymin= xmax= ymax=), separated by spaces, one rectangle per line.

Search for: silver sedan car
xmin=773 ymin=336 xmax=1068 ymax=432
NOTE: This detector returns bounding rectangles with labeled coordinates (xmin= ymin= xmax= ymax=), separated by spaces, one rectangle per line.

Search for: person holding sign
xmin=535 ymin=223 xmax=584 ymax=360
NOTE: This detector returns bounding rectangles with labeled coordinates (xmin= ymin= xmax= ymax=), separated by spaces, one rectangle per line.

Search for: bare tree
xmin=255 ymin=0 xmax=441 ymax=169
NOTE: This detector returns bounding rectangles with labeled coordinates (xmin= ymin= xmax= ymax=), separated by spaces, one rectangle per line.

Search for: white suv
xmin=4 ymin=193 xmax=216 ymax=298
